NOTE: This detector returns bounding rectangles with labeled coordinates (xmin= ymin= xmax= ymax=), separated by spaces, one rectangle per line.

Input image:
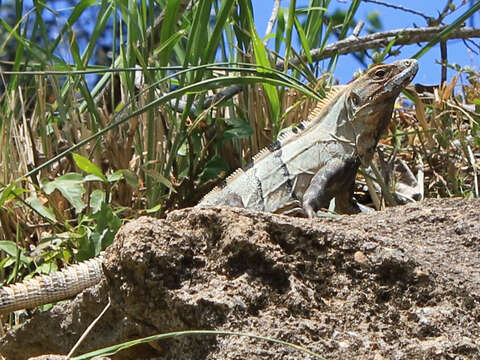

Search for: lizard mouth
xmin=366 ymin=59 xmax=418 ymax=105
xmin=384 ymin=59 xmax=418 ymax=94
xmin=353 ymin=59 xmax=419 ymax=165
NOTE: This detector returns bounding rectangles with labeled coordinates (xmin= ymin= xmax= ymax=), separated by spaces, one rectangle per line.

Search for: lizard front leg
xmin=302 ymin=157 xmax=361 ymax=218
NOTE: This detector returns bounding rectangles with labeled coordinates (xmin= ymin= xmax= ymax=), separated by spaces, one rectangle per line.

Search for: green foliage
xmin=71 ymin=330 xmax=326 ymax=360
xmin=197 ymin=155 xmax=229 ymax=183
xmin=43 ymin=173 xmax=87 ymax=214
xmin=0 ymin=241 xmax=33 ymax=283
xmin=413 ymin=1 xmax=480 ymax=59
xmin=0 ymin=152 xmax=124 ymax=282
xmin=0 ymin=0 xmax=478 ymax=323
xmin=366 ymin=11 xmax=382 ymax=34
xmin=75 ymin=201 xmax=122 ymax=261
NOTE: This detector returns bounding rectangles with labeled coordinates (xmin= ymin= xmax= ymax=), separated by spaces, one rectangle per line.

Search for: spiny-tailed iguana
xmin=0 ymin=59 xmax=418 ymax=314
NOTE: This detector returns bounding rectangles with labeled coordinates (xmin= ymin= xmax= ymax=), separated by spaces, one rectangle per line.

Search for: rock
xmin=1 ymin=198 xmax=480 ymax=359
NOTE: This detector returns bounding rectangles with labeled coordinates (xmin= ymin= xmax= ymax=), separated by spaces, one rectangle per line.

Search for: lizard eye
xmin=374 ymin=69 xmax=386 ymax=78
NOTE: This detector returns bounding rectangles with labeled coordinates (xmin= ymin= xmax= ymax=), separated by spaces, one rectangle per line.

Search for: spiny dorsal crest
xmin=203 ymin=84 xmax=346 ymax=195
xmin=248 ymin=86 xmax=344 ymax=164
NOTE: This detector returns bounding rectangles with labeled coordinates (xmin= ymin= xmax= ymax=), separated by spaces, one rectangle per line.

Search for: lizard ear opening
xmin=349 ymin=92 xmax=361 ymax=108
xmin=346 ymin=91 xmax=361 ymax=122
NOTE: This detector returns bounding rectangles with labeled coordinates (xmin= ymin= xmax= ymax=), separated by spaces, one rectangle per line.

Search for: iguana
xmin=0 ymin=59 xmax=418 ymax=314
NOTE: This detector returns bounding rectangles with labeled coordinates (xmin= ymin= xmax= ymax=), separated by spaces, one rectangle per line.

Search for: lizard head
xmin=345 ymin=58 xmax=418 ymax=165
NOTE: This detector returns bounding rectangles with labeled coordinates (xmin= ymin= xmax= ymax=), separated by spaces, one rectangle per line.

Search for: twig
xmin=435 ymin=0 xmax=456 ymax=26
xmin=462 ymin=38 xmax=480 ymax=55
xmin=416 ymin=155 xmax=424 ymax=201
xmin=264 ymin=0 xmax=281 ymax=45
xmin=66 ymin=298 xmax=111 ymax=359
xmin=169 ymin=26 xmax=480 ymax=114
xmin=352 ymin=21 xmax=365 ymax=37
xmin=467 ymin=145 xmax=479 ymax=198
xmin=277 ymin=26 xmax=480 ymax=69
xmin=329 ymin=20 xmax=367 ymax=67
xmin=169 ymin=84 xmax=243 ymax=114
xmin=362 ymin=0 xmax=433 ymax=24
xmin=440 ymin=40 xmax=447 ymax=83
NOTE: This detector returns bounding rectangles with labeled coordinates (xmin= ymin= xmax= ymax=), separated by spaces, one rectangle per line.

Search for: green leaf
xmin=84 ymin=174 xmax=107 ymax=183
xmin=90 ymin=189 xmax=106 ymax=214
xmin=198 ymin=155 xmax=229 ymax=183
xmin=240 ymin=0 xmax=280 ymax=124
xmin=203 ymin=0 xmax=236 ymax=63
xmin=185 ymin=0 xmax=213 ymax=65
xmin=218 ymin=118 xmax=254 ymax=141
xmin=177 ymin=141 xmax=188 ymax=157
xmin=219 ymin=125 xmax=253 ymax=141
xmin=107 ymin=171 xmax=124 ymax=183
xmin=68 ymin=31 xmax=83 ymax=68
xmin=91 ymin=203 xmax=122 ymax=253
xmin=293 ymin=15 xmax=312 ymax=64
xmin=303 ymin=2 xmax=327 ymax=49
xmin=153 ymin=29 xmax=185 ymax=57
xmin=43 ymin=173 xmax=86 ymax=213
xmin=34 ymin=261 xmax=59 ymax=276
xmin=81 ymin=1 xmax=113 ymax=66
xmin=145 ymin=204 xmax=163 ymax=213
xmin=413 ymin=1 xmax=480 ymax=59
xmin=0 ymin=184 xmax=14 ymax=208
xmin=121 ymin=170 xmax=139 ymax=188
xmin=275 ymin=8 xmax=286 ymax=54
xmin=339 ymin=0 xmax=361 ymax=39
xmin=26 ymin=197 xmax=57 ymax=223
xmin=367 ymin=11 xmax=382 ymax=32
xmin=77 ymin=227 xmax=95 ymax=261
xmin=327 ymin=0 xmax=360 ymax=72
xmin=143 ymin=169 xmax=176 ymax=193
xmin=73 ymin=153 xmax=107 ymax=182
xmin=0 ymin=182 xmax=25 ymax=207
xmin=0 ymin=241 xmax=32 ymax=265
xmin=284 ymin=0 xmax=296 ymax=71
xmin=48 ymin=0 xmax=97 ymax=54
xmin=71 ymin=330 xmax=325 ymax=360
xmin=159 ymin=0 xmax=182 ymax=66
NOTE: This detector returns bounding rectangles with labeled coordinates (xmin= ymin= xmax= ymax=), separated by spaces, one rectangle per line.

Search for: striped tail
xmin=0 ymin=255 xmax=104 ymax=314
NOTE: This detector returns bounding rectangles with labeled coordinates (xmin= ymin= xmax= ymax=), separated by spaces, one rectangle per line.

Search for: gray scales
xmin=0 ymin=59 xmax=418 ymax=314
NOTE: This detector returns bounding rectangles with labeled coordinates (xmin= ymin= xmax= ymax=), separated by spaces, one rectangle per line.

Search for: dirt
xmin=1 ymin=198 xmax=479 ymax=359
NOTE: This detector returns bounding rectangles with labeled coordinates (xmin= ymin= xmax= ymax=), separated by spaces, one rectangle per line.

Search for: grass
xmin=0 ymin=0 xmax=338 ymax=282
xmin=70 ymin=330 xmax=326 ymax=360
xmin=0 ymin=0 xmax=479 ymax=355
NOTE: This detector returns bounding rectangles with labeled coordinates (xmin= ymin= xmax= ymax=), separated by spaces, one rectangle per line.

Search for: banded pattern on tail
xmin=0 ymin=59 xmax=418 ymax=315
xmin=0 ymin=255 xmax=104 ymax=314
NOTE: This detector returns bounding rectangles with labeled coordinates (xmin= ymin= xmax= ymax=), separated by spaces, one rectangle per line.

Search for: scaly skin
xmin=0 ymin=255 xmax=104 ymax=314
xmin=0 ymin=59 xmax=418 ymax=314
xmin=199 ymin=59 xmax=419 ymax=217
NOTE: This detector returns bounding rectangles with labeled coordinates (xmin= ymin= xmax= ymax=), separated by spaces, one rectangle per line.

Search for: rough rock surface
xmin=1 ymin=198 xmax=479 ymax=359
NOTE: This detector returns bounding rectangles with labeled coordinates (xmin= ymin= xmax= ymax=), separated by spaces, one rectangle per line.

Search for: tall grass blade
xmin=413 ymin=1 xmax=480 ymax=59
xmin=159 ymin=0 xmax=182 ymax=66
xmin=239 ymin=0 xmax=280 ymax=131
xmin=72 ymin=330 xmax=326 ymax=359
xmin=283 ymin=0 xmax=296 ymax=71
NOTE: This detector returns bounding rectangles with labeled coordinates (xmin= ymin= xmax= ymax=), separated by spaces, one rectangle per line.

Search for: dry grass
xmin=0 ymin=1 xmax=479 ymax=328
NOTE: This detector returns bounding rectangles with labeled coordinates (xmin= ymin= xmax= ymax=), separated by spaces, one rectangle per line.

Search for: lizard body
xmin=0 ymin=59 xmax=418 ymax=314
xmin=200 ymin=59 xmax=418 ymax=216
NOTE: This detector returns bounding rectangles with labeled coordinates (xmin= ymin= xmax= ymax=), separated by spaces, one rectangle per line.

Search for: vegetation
xmin=0 ymin=0 xmax=479 ymax=327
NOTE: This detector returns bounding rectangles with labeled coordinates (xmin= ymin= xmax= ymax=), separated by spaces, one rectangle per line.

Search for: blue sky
xmin=8 ymin=1 xmax=479 ymax=86
xmin=254 ymin=0 xmax=480 ymax=84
